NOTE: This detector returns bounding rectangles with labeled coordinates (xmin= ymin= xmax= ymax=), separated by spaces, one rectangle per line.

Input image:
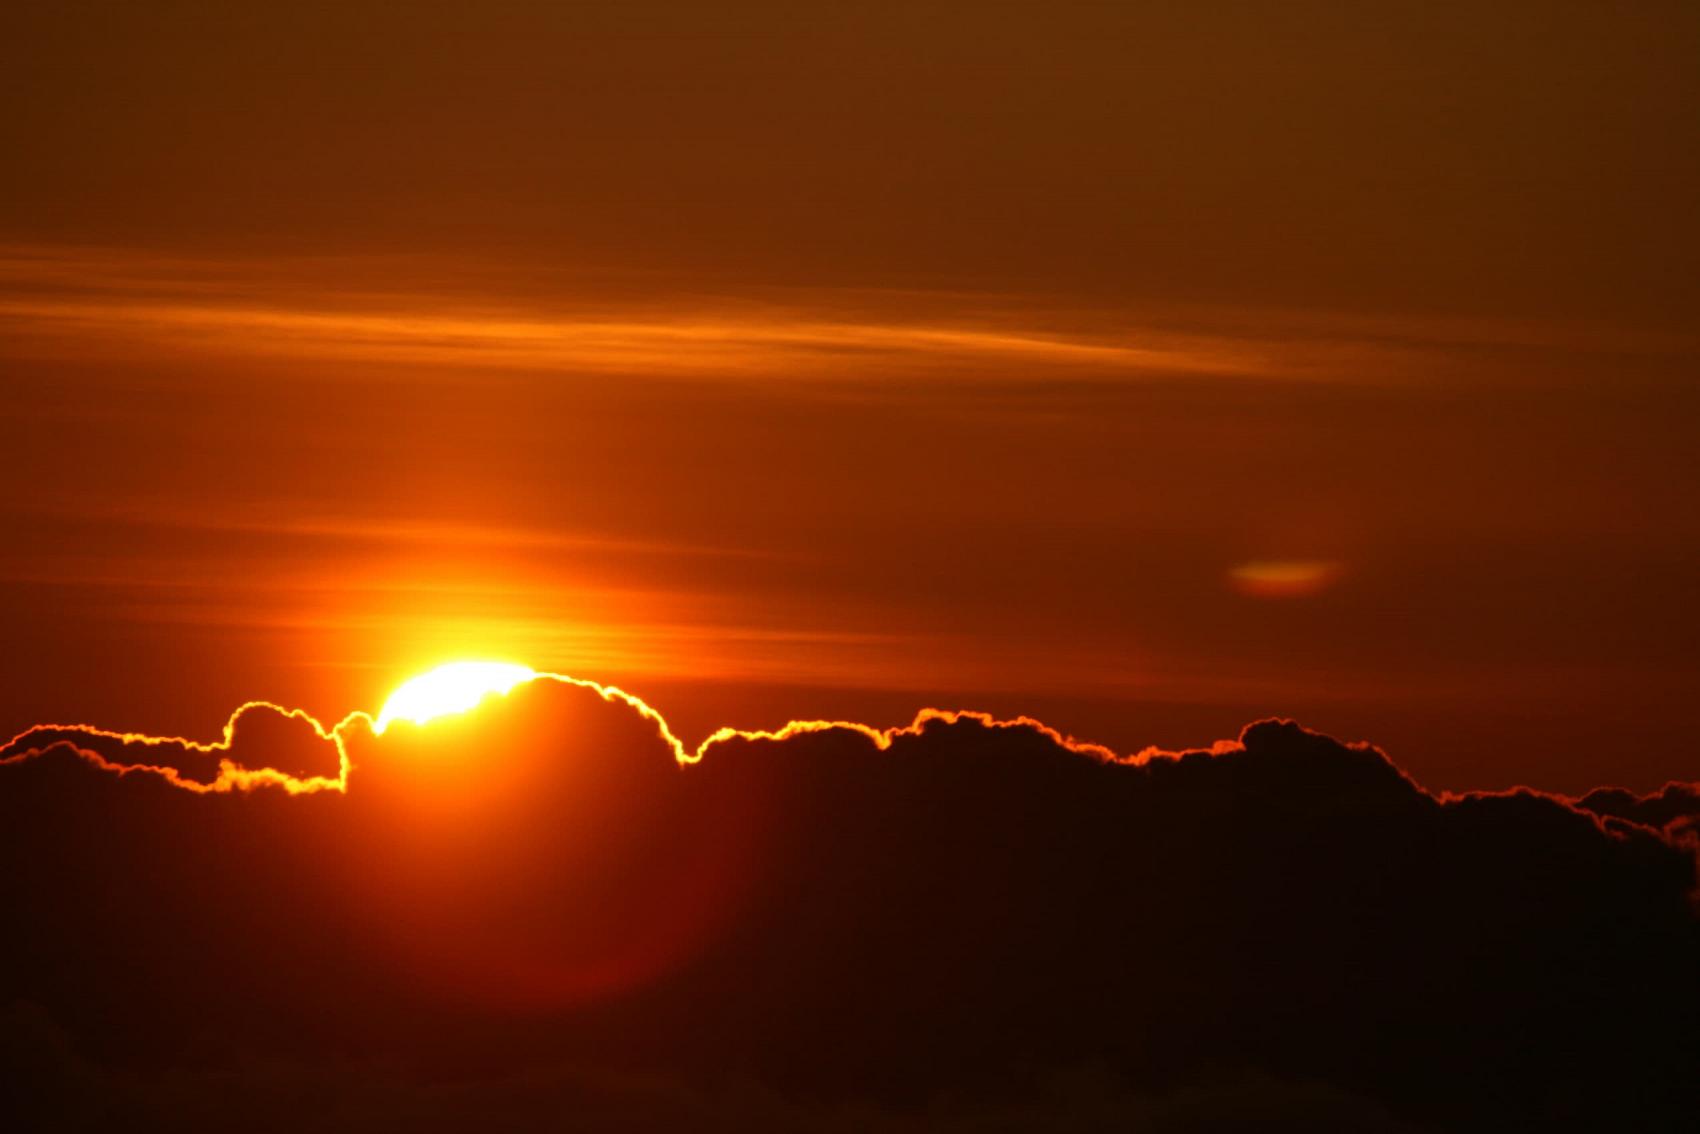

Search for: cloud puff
xmin=2 ymin=678 xmax=1696 ymax=1130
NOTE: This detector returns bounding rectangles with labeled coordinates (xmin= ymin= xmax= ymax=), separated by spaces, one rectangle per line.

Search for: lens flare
xmin=374 ymin=662 xmax=538 ymax=733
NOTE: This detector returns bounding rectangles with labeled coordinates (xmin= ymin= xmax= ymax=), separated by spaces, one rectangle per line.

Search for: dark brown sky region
xmin=3 ymin=3 xmax=1699 ymax=1131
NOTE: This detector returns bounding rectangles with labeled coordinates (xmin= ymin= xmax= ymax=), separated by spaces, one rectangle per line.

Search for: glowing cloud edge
xmin=0 ymin=663 xmax=1140 ymax=796
xmin=2 ymin=664 xmax=1692 ymax=849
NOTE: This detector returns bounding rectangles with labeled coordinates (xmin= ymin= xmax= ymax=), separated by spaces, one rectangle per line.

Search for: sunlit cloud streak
xmin=2 ymin=244 xmax=1647 ymax=387
xmin=0 ymin=297 xmax=1277 ymax=381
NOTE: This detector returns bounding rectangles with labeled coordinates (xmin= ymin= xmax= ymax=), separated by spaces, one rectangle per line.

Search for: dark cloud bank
xmin=3 ymin=681 xmax=1697 ymax=1131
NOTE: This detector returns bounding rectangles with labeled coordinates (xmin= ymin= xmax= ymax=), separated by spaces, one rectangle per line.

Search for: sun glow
xmin=374 ymin=662 xmax=539 ymax=734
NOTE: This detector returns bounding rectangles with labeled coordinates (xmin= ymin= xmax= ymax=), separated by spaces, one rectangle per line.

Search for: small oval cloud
xmin=1228 ymin=559 xmax=1344 ymax=599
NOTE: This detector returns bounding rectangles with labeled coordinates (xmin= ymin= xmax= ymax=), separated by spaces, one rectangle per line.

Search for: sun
xmin=374 ymin=661 xmax=539 ymax=733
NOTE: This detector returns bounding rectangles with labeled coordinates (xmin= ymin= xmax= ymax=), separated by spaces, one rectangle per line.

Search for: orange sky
xmin=3 ymin=1 xmax=1697 ymax=792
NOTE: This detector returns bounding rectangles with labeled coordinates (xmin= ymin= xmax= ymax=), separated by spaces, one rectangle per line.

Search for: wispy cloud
xmin=0 ymin=244 xmax=1601 ymax=386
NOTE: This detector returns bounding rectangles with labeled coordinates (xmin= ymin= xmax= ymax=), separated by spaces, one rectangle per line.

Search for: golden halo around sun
xmin=374 ymin=661 xmax=539 ymax=733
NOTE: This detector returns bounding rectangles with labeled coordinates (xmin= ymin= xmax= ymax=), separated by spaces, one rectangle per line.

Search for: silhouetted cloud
xmin=2 ymin=677 xmax=1696 ymax=1130
xmin=2 ymin=702 xmax=346 ymax=791
xmin=1574 ymin=781 xmax=1700 ymax=840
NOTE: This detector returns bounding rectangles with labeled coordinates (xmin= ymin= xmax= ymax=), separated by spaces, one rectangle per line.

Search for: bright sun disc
xmin=375 ymin=661 xmax=538 ymax=733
